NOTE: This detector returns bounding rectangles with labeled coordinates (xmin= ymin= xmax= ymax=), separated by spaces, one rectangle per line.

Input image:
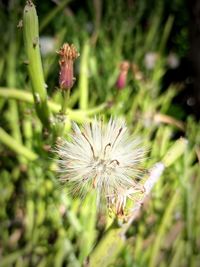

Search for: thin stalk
xmin=60 ymin=90 xmax=70 ymax=114
xmin=21 ymin=102 xmax=33 ymax=149
xmin=79 ymin=42 xmax=90 ymax=110
xmin=23 ymin=1 xmax=51 ymax=128
xmin=91 ymin=0 xmax=102 ymax=45
xmin=54 ymin=90 xmax=71 ymax=137
xmin=159 ymin=16 xmax=174 ymax=54
xmin=6 ymin=17 xmax=22 ymax=144
xmin=6 ymin=14 xmax=27 ymax=165
xmin=0 ymin=127 xmax=37 ymax=161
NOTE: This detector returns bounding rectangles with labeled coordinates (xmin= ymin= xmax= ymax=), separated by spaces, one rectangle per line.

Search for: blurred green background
xmin=0 ymin=0 xmax=200 ymax=266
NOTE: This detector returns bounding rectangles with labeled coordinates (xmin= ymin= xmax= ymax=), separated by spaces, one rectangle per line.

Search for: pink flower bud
xmin=58 ymin=43 xmax=79 ymax=90
xmin=116 ymin=61 xmax=130 ymax=90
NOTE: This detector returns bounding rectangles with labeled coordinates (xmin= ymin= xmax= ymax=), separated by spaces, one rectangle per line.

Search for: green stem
xmin=79 ymin=42 xmax=90 ymax=110
xmin=54 ymin=90 xmax=71 ymax=137
xmin=0 ymin=87 xmax=59 ymax=111
xmin=6 ymin=15 xmax=22 ymax=144
xmin=61 ymin=90 xmax=70 ymax=114
xmin=0 ymin=127 xmax=37 ymax=161
xmin=159 ymin=16 xmax=174 ymax=54
xmin=0 ymin=88 xmax=106 ymax=121
xmin=23 ymin=1 xmax=51 ymax=128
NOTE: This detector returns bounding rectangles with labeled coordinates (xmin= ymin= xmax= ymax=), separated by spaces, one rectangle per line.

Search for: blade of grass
xmin=39 ymin=0 xmax=71 ymax=32
xmin=162 ymin=138 xmax=188 ymax=167
xmin=6 ymin=24 xmax=22 ymax=144
xmin=79 ymin=42 xmax=90 ymax=110
xmin=149 ymin=191 xmax=179 ymax=267
xmin=0 ymin=127 xmax=38 ymax=161
xmin=159 ymin=16 xmax=174 ymax=54
xmin=88 ymin=228 xmax=125 ymax=267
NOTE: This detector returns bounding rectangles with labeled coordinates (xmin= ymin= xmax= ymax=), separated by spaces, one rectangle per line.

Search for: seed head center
xmin=95 ymin=157 xmax=118 ymax=176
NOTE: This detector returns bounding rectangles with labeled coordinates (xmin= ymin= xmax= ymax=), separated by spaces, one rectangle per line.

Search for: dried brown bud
xmin=58 ymin=43 xmax=79 ymax=90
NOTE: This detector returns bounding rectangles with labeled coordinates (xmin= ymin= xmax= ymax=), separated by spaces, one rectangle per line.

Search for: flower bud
xmin=116 ymin=61 xmax=130 ymax=90
xmin=58 ymin=43 xmax=79 ymax=90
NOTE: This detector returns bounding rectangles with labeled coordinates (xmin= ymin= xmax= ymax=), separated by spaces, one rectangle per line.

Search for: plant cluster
xmin=0 ymin=1 xmax=199 ymax=267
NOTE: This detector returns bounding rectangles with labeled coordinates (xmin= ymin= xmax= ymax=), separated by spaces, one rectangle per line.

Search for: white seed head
xmin=55 ymin=117 xmax=146 ymax=214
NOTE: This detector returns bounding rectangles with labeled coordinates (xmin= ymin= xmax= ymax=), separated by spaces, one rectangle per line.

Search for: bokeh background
xmin=0 ymin=0 xmax=200 ymax=266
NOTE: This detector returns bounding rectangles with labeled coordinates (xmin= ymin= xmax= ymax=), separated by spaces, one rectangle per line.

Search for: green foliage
xmin=0 ymin=1 xmax=199 ymax=267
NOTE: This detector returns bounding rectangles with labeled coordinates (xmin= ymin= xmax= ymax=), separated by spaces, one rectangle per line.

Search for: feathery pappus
xmin=55 ymin=117 xmax=146 ymax=215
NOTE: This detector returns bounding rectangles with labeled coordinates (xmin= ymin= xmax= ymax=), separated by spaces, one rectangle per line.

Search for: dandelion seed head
xmin=55 ymin=117 xmax=146 ymax=214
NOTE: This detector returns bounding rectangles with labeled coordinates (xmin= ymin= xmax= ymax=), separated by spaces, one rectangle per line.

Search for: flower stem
xmin=61 ymin=90 xmax=70 ymax=114
xmin=79 ymin=42 xmax=90 ymax=110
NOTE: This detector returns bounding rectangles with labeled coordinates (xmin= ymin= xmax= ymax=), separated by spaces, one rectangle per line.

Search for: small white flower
xmin=55 ymin=117 xmax=146 ymax=214
xmin=40 ymin=36 xmax=55 ymax=56
xmin=167 ymin=52 xmax=180 ymax=69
